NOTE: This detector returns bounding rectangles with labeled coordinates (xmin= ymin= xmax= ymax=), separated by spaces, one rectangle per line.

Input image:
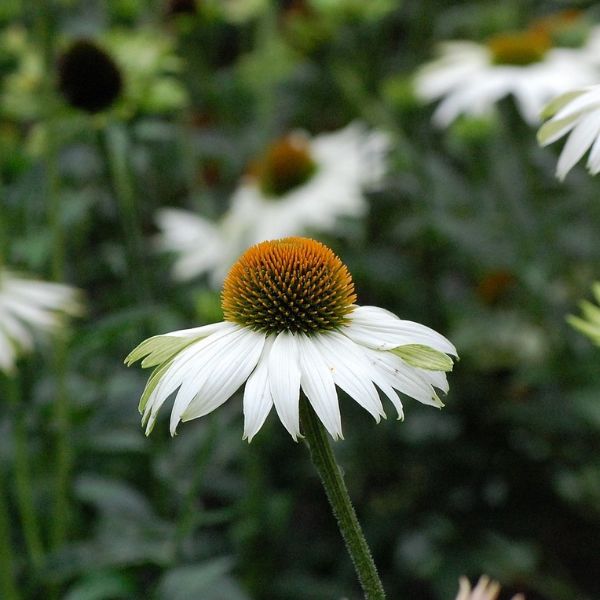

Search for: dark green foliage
xmin=1 ymin=1 xmax=600 ymax=599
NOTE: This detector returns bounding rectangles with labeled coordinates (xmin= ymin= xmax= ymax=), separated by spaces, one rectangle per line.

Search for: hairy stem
xmin=300 ymin=400 xmax=386 ymax=600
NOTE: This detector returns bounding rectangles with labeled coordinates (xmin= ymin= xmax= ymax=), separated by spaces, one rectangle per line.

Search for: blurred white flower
xmin=155 ymin=123 xmax=389 ymax=286
xmin=415 ymin=30 xmax=598 ymax=127
xmin=537 ymin=84 xmax=600 ymax=180
xmin=455 ymin=575 xmax=525 ymax=600
xmin=127 ymin=238 xmax=456 ymax=441
xmin=0 ymin=270 xmax=82 ymax=373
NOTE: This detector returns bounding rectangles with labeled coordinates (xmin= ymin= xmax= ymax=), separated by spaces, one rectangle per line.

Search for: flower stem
xmin=299 ymin=399 xmax=386 ymax=600
xmin=5 ymin=375 xmax=44 ymax=572
xmin=34 ymin=2 xmax=72 ymax=550
xmin=103 ymin=123 xmax=150 ymax=303
xmin=0 ymin=470 xmax=19 ymax=600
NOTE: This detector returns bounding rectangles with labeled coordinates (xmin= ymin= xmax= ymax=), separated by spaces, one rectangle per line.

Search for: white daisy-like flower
xmin=455 ymin=575 xmax=524 ymax=600
xmin=415 ymin=29 xmax=599 ymax=127
xmin=537 ymin=84 xmax=600 ymax=180
xmin=126 ymin=238 xmax=457 ymax=441
xmin=0 ymin=269 xmax=82 ymax=373
xmin=155 ymin=123 xmax=389 ymax=286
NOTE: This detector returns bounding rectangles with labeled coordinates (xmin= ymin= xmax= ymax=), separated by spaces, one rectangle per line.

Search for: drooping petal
xmin=141 ymin=322 xmax=238 ymax=433
xmin=180 ymin=329 xmax=265 ymax=428
xmin=556 ymin=111 xmax=600 ymax=180
xmin=125 ymin=323 xmax=225 ymax=367
xmin=345 ymin=305 xmax=457 ymax=356
xmin=169 ymin=326 xmax=261 ymax=432
xmin=243 ymin=336 xmax=275 ymax=442
xmin=363 ymin=347 xmax=444 ymax=409
xmin=297 ymin=333 xmax=343 ymax=440
xmin=311 ymin=331 xmax=385 ymax=421
xmin=268 ymin=331 xmax=302 ymax=440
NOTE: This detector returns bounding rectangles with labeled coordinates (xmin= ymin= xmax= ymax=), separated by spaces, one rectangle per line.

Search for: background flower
xmin=0 ymin=270 xmax=81 ymax=373
xmin=155 ymin=122 xmax=389 ymax=285
xmin=415 ymin=29 xmax=599 ymax=126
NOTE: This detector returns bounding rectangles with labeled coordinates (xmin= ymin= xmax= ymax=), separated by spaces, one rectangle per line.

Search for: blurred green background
xmin=1 ymin=1 xmax=600 ymax=598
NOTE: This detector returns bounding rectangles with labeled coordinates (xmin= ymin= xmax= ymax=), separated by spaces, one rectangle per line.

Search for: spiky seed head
xmin=222 ymin=237 xmax=356 ymax=335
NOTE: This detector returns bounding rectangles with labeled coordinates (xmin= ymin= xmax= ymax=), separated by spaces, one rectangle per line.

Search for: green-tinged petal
xmin=138 ymin=358 xmax=175 ymax=414
xmin=125 ymin=335 xmax=195 ymax=368
xmin=579 ymin=299 xmax=600 ymax=325
xmin=541 ymin=90 xmax=586 ymax=120
xmin=537 ymin=113 xmax=580 ymax=146
xmin=390 ymin=344 xmax=454 ymax=372
xmin=567 ymin=315 xmax=600 ymax=344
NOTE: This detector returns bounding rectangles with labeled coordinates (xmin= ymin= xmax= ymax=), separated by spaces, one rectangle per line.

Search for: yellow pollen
xmin=221 ymin=237 xmax=356 ymax=335
xmin=487 ymin=30 xmax=551 ymax=66
xmin=251 ymin=134 xmax=317 ymax=197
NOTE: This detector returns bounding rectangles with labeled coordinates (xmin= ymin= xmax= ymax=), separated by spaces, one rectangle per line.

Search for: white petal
xmin=0 ymin=331 xmax=16 ymax=372
xmin=311 ymin=331 xmax=385 ymax=421
xmin=268 ymin=332 xmax=302 ymax=440
xmin=556 ymin=112 xmax=600 ymax=180
xmin=587 ymin=130 xmax=600 ymax=174
xmin=364 ymin=348 xmax=443 ymax=409
xmin=298 ymin=334 xmax=343 ymax=440
xmin=346 ymin=305 xmax=457 ymax=356
xmin=180 ymin=329 xmax=265 ymax=427
xmin=142 ymin=322 xmax=238 ymax=432
xmin=243 ymin=336 xmax=275 ymax=442
xmin=417 ymin=368 xmax=449 ymax=394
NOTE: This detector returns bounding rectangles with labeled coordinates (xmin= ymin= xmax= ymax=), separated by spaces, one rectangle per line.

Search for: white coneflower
xmin=0 ymin=270 xmax=81 ymax=373
xmin=127 ymin=237 xmax=457 ymax=441
xmin=455 ymin=575 xmax=525 ymax=600
xmin=155 ymin=123 xmax=389 ymax=286
xmin=537 ymin=84 xmax=600 ymax=180
xmin=415 ymin=29 xmax=598 ymax=127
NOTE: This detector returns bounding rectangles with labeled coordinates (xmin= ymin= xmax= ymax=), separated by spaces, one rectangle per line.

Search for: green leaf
xmin=156 ymin=558 xmax=250 ymax=600
xmin=63 ymin=571 xmax=134 ymax=600
xmin=390 ymin=344 xmax=454 ymax=371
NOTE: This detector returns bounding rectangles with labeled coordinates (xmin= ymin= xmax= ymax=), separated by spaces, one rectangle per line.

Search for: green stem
xmin=300 ymin=400 xmax=386 ymax=600
xmin=33 ymin=1 xmax=72 ymax=550
xmin=5 ymin=375 xmax=44 ymax=571
xmin=50 ymin=339 xmax=70 ymax=549
xmin=0 ymin=469 xmax=19 ymax=600
xmin=103 ymin=123 xmax=150 ymax=302
xmin=173 ymin=419 xmax=219 ymax=551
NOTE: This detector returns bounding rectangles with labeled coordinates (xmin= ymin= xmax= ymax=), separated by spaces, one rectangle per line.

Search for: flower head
xmin=414 ymin=30 xmax=598 ymax=126
xmin=251 ymin=133 xmax=317 ymax=197
xmin=155 ymin=123 xmax=389 ymax=286
xmin=0 ymin=270 xmax=82 ymax=373
xmin=537 ymin=84 xmax=600 ymax=180
xmin=126 ymin=238 xmax=457 ymax=442
xmin=58 ymin=39 xmax=122 ymax=113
